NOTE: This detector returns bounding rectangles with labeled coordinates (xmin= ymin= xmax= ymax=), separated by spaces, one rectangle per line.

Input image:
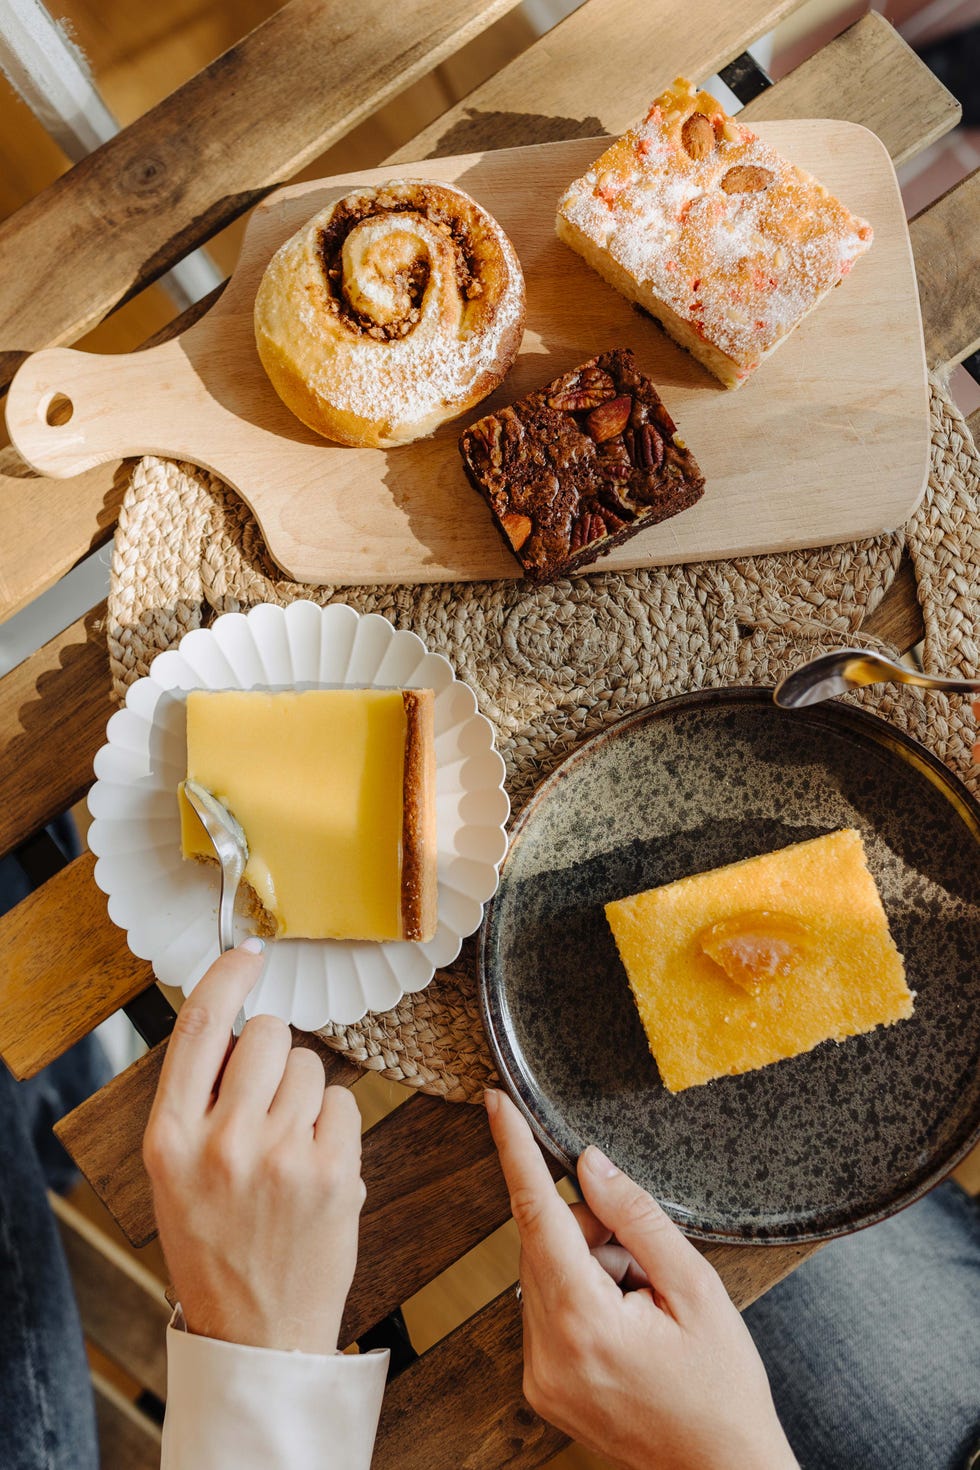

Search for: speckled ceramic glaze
xmin=480 ymin=689 xmax=980 ymax=1244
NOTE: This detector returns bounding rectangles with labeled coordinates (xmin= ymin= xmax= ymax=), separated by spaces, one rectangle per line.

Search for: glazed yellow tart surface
xmin=179 ymin=687 xmax=437 ymax=941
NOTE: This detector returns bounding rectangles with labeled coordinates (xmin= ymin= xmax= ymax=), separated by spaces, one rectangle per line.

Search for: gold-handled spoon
xmin=774 ymin=648 xmax=980 ymax=710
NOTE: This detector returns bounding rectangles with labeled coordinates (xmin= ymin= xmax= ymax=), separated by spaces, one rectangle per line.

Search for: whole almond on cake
xmin=556 ymin=78 xmax=873 ymax=388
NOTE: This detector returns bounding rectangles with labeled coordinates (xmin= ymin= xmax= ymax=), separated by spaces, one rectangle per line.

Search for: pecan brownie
xmin=458 ymin=349 xmax=705 ymax=581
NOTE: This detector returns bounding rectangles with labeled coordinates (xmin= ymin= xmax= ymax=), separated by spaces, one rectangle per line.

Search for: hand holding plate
xmin=485 ymin=1089 xmax=798 ymax=1470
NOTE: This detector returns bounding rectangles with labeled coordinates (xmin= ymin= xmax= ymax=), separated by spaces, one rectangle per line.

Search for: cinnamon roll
xmin=254 ymin=180 xmax=526 ymax=448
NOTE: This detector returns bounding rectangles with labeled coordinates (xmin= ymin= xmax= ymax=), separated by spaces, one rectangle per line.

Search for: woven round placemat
xmin=107 ymin=377 xmax=980 ymax=1102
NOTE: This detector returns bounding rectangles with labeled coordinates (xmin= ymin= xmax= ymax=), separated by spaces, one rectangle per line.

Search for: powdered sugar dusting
xmin=558 ymin=102 xmax=873 ymax=372
xmin=328 ymin=244 xmax=524 ymax=426
xmin=274 ymin=182 xmax=524 ymax=434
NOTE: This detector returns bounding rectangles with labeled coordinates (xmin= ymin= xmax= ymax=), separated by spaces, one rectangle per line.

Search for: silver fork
xmin=183 ymin=780 xmax=251 ymax=1038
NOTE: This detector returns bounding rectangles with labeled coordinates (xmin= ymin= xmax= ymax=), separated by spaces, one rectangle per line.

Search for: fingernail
xmin=582 ymin=1144 xmax=619 ymax=1179
xmin=239 ymin=936 xmax=265 ymax=954
xmin=483 ymin=1088 xmax=499 ymax=1117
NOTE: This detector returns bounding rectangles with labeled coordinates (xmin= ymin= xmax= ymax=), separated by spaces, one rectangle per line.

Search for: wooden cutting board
xmin=6 ymin=124 xmax=927 ymax=586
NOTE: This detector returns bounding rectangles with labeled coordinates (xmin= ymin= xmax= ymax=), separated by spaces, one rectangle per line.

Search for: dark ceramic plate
xmin=479 ymin=689 xmax=980 ymax=1244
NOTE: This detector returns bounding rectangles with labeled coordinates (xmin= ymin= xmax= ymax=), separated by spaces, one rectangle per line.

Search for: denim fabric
xmin=0 ymin=820 xmax=105 ymax=1469
xmin=744 ymin=1182 xmax=980 ymax=1470
xmin=0 ymin=816 xmax=80 ymax=913
xmin=1 ymin=818 xmax=110 ymax=1194
xmin=0 ymin=1062 xmax=100 ymax=1470
xmin=18 ymin=1037 xmax=111 ymax=1196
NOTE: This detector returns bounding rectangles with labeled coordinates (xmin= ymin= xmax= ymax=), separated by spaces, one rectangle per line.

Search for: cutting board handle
xmin=5 ymin=343 xmax=180 ymax=477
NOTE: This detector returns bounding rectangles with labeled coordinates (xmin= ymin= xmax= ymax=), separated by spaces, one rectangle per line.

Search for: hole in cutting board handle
xmin=43 ymin=393 xmax=74 ymax=427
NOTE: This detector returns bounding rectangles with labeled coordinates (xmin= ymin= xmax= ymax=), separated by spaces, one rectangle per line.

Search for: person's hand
xmin=143 ymin=941 xmax=364 ymax=1355
xmin=485 ymin=1089 xmax=798 ymax=1470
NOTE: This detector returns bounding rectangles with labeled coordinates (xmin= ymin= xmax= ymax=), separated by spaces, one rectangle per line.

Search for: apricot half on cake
xmin=178 ymin=688 xmax=437 ymax=942
xmin=604 ymin=829 xmax=913 ymax=1093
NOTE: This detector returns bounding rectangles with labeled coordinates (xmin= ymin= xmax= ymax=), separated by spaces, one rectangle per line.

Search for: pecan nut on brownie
xmin=458 ymin=349 xmax=705 ymax=582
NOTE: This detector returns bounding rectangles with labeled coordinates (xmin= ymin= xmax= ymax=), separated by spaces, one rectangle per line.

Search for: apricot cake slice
xmin=605 ymin=829 xmax=913 ymax=1092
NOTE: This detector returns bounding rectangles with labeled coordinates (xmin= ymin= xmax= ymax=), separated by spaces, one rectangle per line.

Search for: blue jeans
xmin=0 ymin=1057 xmax=102 ymax=1470
xmin=0 ymin=827 xmax=105 ymax=1470
xmin=744 ymin=1181 xmax=980 ymax=1470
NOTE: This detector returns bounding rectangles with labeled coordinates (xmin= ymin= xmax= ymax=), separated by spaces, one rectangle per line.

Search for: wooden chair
xmin=51 ymin=1190 xmax=167 ymax=1469
xmin=1 ymin=3 xmax=977 ymax=1463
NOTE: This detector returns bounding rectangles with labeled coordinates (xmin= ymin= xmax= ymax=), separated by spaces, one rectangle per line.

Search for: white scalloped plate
xmin=87 ymin=602 xmax=509 ymax=1027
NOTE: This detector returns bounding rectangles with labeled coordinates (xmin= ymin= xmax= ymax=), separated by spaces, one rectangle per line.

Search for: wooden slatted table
xmin=1 ymin=4 xmax=976 ymax=1464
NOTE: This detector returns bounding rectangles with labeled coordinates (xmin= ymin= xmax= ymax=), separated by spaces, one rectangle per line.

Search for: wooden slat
xmin=701 ymin=1239 xmax=819 ymax=1309
xmin=0 ymin=456 xmax=122 ymax=622
xmin=953 ymin=1143 xmax=980 ymax=1195
xmin=51 ymin=1191 xmax=170 ymax=1398
xmin=0 ymin=1 xmax=957 ymax=625
xmin=740 ymin=11 xmax=960 ymax=166
xmin=93 ymin=1371 xmax=162 ymax=1470
xmin=56 ymin=1032 xmax=358 ymax=1246
xmin=374 ymin=1235 xmax=816 ymax=1468
xmin=393 ymin=0 xmax=807 ymax=161
xmin=0 ymin=852 xmax=152 ymax=1080
xmin=57 ymin=1046 xmax=165 ymax=1247
xmin=0 ymin=0 xmax=520 ymax=390
xmin=376 ymin=1288 xmax=563 ymax=1468
xmin=0 ymin=605 xmax=113 ymax=858
xmin=350 ymin=1094 xmax=539 ymax=1344
xmin=910 ymin=168 xmax=980 ymax=374
xmin=345 ymin=1096 xmax=509 ymax=1341
xmin=861 ymin=555 xmax=923 ymax=651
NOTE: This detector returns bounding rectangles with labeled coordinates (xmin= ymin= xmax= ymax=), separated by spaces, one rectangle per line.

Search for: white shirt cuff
xmin=162 ymin=1309 xmax=389 ymax=1469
